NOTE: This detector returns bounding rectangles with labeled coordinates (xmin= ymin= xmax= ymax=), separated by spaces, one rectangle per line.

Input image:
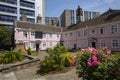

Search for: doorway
xmin=92 ymin=42 xmax=96 ymax=48
xmin=36 ymin=43 xmax=39 ymax=52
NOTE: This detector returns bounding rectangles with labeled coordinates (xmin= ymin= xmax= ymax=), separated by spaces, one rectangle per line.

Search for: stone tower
xmin=76 ymin=5 xmax=83 ymax=23
xmin=37 ymin=14 xmax=42 ymax=24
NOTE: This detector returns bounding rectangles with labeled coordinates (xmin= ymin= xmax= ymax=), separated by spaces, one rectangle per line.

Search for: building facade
xmin=83 ymin=11 xmax=100 ymax=21
xmin=45 ymin=17 xmax=60 ymax=27
xmin=14 ymin=21 xmax=61 ymax=51
xmin=62 ymin=9 xmax=120 ymax=52
xmin=60 ymin=9 xmax=76 ymax=27
xmin=0 ymin=0 xmax=45 ymax=28
xmin=14 ymin=9 xmax=120 ymax=52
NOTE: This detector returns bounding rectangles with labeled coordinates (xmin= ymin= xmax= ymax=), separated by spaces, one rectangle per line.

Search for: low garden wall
xmin=0 ymin=58 xmax=40 ymax=73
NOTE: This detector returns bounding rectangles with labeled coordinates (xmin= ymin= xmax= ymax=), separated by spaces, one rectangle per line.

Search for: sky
xmin=45 ymin=0 xmax=120 ymax=17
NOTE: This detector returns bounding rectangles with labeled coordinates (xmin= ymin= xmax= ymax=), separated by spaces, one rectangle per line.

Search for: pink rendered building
xmin=14 ymin=9 xmax=120 ymax=52
xmin=14 ymin=21 xmax=62 ymax=51
xmin=62 ymin=9 xmax=120 ymax=52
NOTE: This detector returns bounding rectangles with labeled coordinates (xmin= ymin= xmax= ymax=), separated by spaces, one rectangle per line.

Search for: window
xmin=43 ymin=33 xmax=46 ymax=38
xmin=57 ymin=34 xmax=59 ymax=38
xmin=31 ymin=31 xmax=35 ymax=36
xmin=83 ymin=30 xmax=87 ymax=36
xmin=100 ymin=27 xmax=105 ymax=34
xmin=24 ymin=42 xmax=28 ymax=49
xmin=65 ymin=33 xmax=67 ymax=37
xmin=78 ymin=32 xmax=80 ymax=37
xmin=112 ymin=40 xmax=119 ymax=48
xmin=43 ymin=42 xmax=46 ymax=47
xmin=49 ymin=33 xmax=52 ymax=38
xmin=69 ymin=33 xmax=72 ymax=37
xmin=111 ymin=25 xmax=117 ymax=33
xmin=50 ymin=42 xmax=52 ymax=46
xmin=23 ymin=31 xmax=27 ymax=37
xmin=31 ymin=43 xmax=35 ymax=49
xmin=92 ymin=30 xmax=95 ymax=34
xmin=100 ymin=40 xmax=106 ymax=48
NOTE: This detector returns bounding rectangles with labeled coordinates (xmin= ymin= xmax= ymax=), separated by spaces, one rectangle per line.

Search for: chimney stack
xmin=21 ymin=14 xmax=27 ymax=21
xmin=51 ymin=19 xmax=57 ymax=27
xmin=37 ymin=14 xmax=42 ymax=24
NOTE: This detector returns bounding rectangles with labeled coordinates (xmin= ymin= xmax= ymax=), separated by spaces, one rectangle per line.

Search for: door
xmin=36 ymin=43 xmax=39 ymax=52
xmin=92 ymin=42 xmax=96 ymax=48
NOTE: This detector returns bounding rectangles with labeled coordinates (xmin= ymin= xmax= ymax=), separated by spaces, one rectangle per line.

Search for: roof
xmin=63 ymin=9 xmax=120 ymax=32
xmin=14 ymin=21 xmax=62 ymax=33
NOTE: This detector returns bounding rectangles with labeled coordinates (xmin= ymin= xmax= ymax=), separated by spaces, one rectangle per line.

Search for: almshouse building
xmin=14 ymin=21 xmax=61 ymax=51
xmin=62 ymin=9 xmax=120 ymax=52
xmin=14 ymin=7 xmax=120 ymax=52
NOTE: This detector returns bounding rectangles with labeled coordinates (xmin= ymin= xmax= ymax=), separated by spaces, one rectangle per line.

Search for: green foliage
xmin=39 ymin=56 xmax=64 ymax=74
xmin=0 ymin=26 xmax=13 ymax=50
xmin=0 ymin=51 xmax=24 ymax=64
xmin=46 ymin=48 xmax=53 ymax=56
xmin=61 ymin=53 xmax=73 ymax=67
xmin=27 ymin=47 xmax=32 ymax=55
xmin=39 ymin=44 xmax=70 ymax=74
xmin=75 ymin=48 xmax=120 ymax=80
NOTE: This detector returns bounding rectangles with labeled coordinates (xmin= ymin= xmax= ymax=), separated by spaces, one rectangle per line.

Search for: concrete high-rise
xmin=45 ymin=17 xmax=60 ymax=27
xmin=60 ymin=6 xmax=100 ymax=27
xmin=0 ymin=0 xmax=45 ymax=28
xmin=60 ymin=9 xmax=76 ymax=27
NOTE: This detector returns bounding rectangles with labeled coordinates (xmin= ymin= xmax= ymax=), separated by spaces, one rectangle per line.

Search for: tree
xmin=0 ymin=26 xmax=13 ymax=50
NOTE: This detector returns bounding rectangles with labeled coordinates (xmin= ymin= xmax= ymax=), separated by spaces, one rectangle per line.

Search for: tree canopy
xmin=0 ymin=26 xmax=13 ymax=50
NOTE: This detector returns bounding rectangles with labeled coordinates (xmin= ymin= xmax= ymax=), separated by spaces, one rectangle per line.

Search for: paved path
xmin=0 ymin=51 xmax=82 ymax=80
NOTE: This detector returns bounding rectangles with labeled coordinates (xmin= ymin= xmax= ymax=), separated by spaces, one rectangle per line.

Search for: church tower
xmin=76 ymin=5 xmax=83 ymax=23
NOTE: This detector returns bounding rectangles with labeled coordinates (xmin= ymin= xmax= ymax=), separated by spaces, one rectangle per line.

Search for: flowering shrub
xmin=76 ymin=47 xmax=120 ymax=80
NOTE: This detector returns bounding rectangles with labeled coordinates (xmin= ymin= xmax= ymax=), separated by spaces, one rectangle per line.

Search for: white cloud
xmin=105 ymin=0 xmax=119 ymax=3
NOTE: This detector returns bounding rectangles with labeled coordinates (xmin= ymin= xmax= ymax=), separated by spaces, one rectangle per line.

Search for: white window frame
xmin=57 ymin=33 xmax=59 ymax=38
xmin=31 ymin=31 xmax=35 ymax=36
xmin=43 ymin=33 xmax=46 ymax=38
xmin=23 ymin=31 xmax=27 ymax=38
xmin=50 ymin=42 xmax=52 ymax=47
xmin=100 ymin=40 xmax=106 ymax=48
xmin=24 ymin=42 xmax=29 ymax=49
xmin=49 ymin=33 xmax=52 ymax=38
xmin=111 ymin=25 xmax=118 ymax=33
xmin=111 ymin=40 xmax=119 ymax=48
xmin=43 ymin=42 xmax=46 ymax=47
xmin=30 ymin=42 xmax=36 ymax=49
xmin=83 ymin=30 xmax=87 ymax=36
xmin=99 ymin=27 xmax=105 ymax=34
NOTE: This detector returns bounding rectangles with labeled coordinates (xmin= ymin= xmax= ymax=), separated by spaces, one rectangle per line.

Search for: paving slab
xmin=32 ymin=77 xmax=46 ymax=80
xmin=0 ymin=73 xmax=4 ymax=80
xmin=3 ymin=72 xmax=18 ymax=80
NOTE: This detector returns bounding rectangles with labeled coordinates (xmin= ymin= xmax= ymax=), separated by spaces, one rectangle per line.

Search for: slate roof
xmin=14 ymin=21 xmax=62 ymax=33
xmin=63 ymin=9 xmax=120 ymax=32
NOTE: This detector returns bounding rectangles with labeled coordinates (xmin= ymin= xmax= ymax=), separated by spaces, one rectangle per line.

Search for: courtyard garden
xmin=37 ymin=44 xmax=120 ymax=80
